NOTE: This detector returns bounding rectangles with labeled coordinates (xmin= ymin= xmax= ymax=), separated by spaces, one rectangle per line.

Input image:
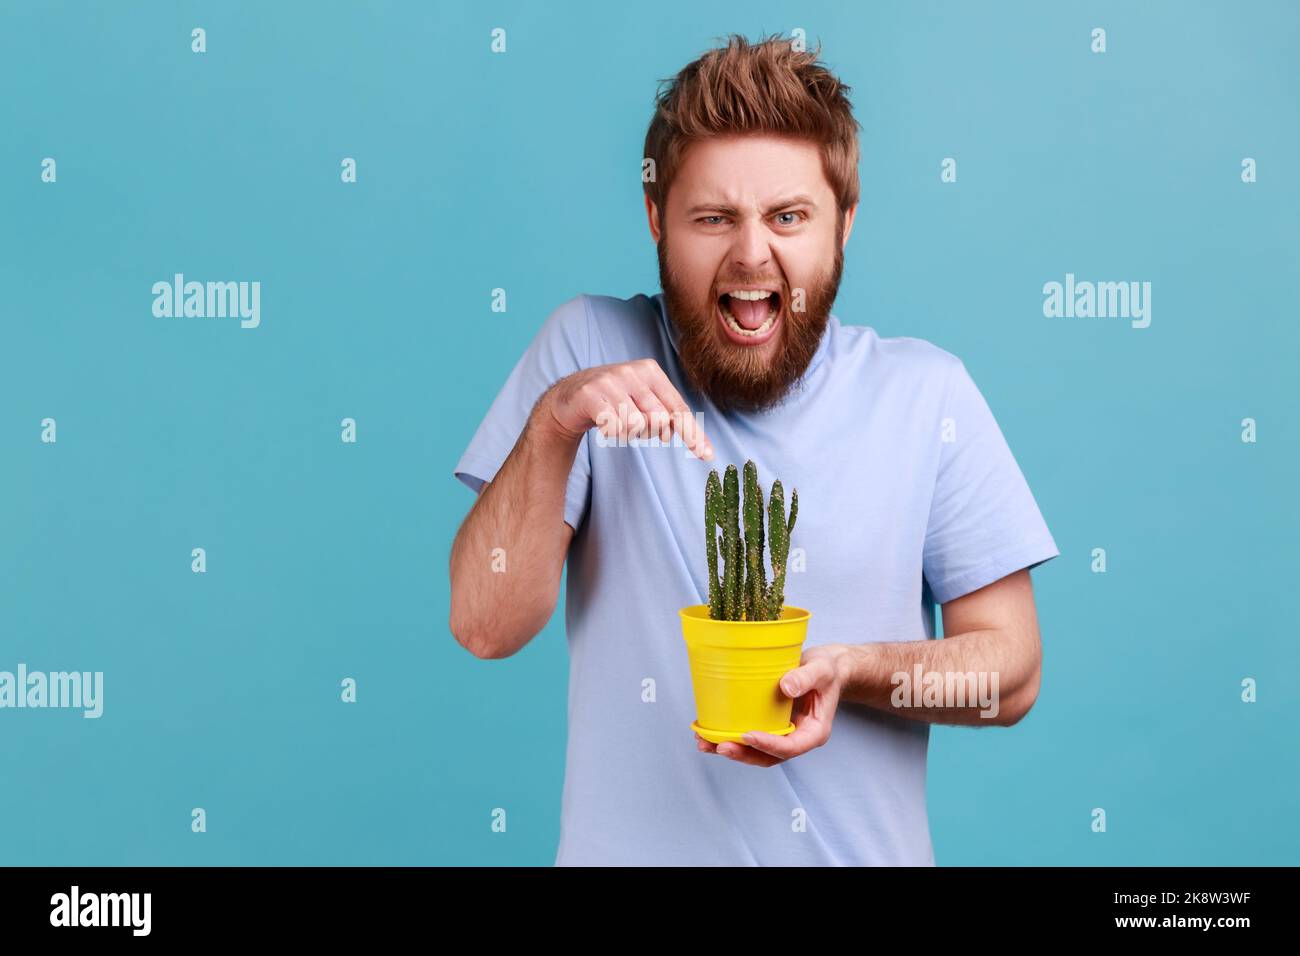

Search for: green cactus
xmin=742 ymin=461 xmax=767 ymax=620
xmin=702 ymin=459 xmax=798 ymax=621
xmin=704 ymin=470 xmax=723 ymax=618
xmin=721 ymin=464 xmax=742 ymax=620
xmin=766 ymin=481 xmax=789 ymax=619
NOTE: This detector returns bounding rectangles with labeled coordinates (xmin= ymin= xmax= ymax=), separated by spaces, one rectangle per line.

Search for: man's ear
xmin=645 ymin=193 xmax=662 ymax=244
xmin=840 ymin=203 xmax=858 ymax=250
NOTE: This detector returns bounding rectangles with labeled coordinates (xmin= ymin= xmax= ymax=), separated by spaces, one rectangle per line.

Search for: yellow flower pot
xmin=679 ymin=604 xmax=812 ymax=744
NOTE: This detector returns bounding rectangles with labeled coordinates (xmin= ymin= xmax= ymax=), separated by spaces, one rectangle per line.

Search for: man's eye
xmin=699 ymin=216 xmax=726 ymax=225
xmin=775 ymin=211 xmax=802 ymax=226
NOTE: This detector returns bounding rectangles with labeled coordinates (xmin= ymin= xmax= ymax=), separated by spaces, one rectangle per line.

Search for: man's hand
xmin=544 ymin=358 xmax=714 ymax=460
xmin=697 ymin=644 xmax=849 ymax=768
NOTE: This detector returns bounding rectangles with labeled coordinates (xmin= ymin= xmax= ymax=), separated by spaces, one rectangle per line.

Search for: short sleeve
xmin=452 ymin=295 xmax=593 ymax=532
xmin=922 ymin=359 xmax=1059 ymax=604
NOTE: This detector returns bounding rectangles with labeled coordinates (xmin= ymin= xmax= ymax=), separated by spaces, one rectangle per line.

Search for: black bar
xmin=0 ymin=866 xmax=1287 ymax=940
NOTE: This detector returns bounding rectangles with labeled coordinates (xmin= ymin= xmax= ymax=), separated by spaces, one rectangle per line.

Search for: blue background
xmin=2 ymin=0 xmax=1296 ymax=865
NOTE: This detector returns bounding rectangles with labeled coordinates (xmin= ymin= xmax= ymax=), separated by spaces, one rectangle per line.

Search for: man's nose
xmin=730 ymin=216 xmax=772 ymax=273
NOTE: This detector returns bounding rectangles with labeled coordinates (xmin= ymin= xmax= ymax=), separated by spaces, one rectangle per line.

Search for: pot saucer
xmin=691 ymin=720 xmax=796 ymax=745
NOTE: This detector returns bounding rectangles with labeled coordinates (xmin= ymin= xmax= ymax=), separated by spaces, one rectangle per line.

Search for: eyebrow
xmin=685 ymin=195 xmax=819 ymax=217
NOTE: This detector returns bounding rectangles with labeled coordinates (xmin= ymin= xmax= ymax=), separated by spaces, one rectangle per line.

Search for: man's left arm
xmin=833 ymin=567 xmax=1041 ymax=726
xmin=704 ymin=568 xmax=1042 ymax=765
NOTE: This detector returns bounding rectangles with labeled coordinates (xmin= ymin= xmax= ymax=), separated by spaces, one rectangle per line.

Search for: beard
xmin=657 ymin=218 xmax=844 ymax=414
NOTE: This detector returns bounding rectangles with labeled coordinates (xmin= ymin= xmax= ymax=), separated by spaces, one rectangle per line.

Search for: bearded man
xmin=449 ymin=34 xmax=1059 ymax=866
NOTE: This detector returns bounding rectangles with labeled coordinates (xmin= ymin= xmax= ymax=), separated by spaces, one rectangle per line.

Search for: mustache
xmin=715 ymin=278 xmax=784 ymax=290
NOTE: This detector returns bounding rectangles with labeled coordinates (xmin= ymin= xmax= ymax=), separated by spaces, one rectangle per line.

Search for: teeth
xmin=725 ymin=289 xmax=773 ymax=301
xmin=720 ymin=298 xmax=778 ymax=338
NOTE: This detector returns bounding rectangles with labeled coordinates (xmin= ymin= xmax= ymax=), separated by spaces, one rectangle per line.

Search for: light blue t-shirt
xmin=453 ymin=292 xmax=1059 ymax=866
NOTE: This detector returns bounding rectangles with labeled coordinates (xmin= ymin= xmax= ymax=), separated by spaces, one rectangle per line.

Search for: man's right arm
xmin=448 ymin=359 xmax=714 ymax=659
xmin=448 ymin=395 xmax=581 ymax=659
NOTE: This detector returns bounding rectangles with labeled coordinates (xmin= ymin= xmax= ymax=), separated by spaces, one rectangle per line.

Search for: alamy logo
xmin=592 ymin=402 xmax=708 ymax=458
xmin=0 ymin=664 xmax=103 ymax=718
xmin=50 ymin=886 xmax=151 ymax=936
xmin=152 ymin=273 xmax=261 ymax=328
xmin=1043 ymin=272 xmax=1151 ymax=328
xmin=890 ymin=664 xmax=1000 ymax=719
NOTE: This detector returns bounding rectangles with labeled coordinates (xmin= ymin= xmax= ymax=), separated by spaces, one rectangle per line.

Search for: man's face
xmin=650 ymin=134 xmax=855 ymax=412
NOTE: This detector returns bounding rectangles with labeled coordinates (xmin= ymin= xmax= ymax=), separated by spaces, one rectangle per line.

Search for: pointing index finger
xmin=642 ymin=365 xmax=713 ymax=460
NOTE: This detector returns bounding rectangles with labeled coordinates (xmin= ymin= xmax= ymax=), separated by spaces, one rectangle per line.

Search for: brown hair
xmin=643 ymin=34 xmax=861 ymax=225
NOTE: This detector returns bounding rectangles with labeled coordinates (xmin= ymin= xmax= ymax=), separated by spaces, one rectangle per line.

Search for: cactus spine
xmin=703 ymin=459 xmax=798 ymax=621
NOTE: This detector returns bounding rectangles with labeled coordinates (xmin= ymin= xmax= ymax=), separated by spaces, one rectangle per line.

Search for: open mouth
xmin=717 ymin=289 xmax=781 ymax=345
